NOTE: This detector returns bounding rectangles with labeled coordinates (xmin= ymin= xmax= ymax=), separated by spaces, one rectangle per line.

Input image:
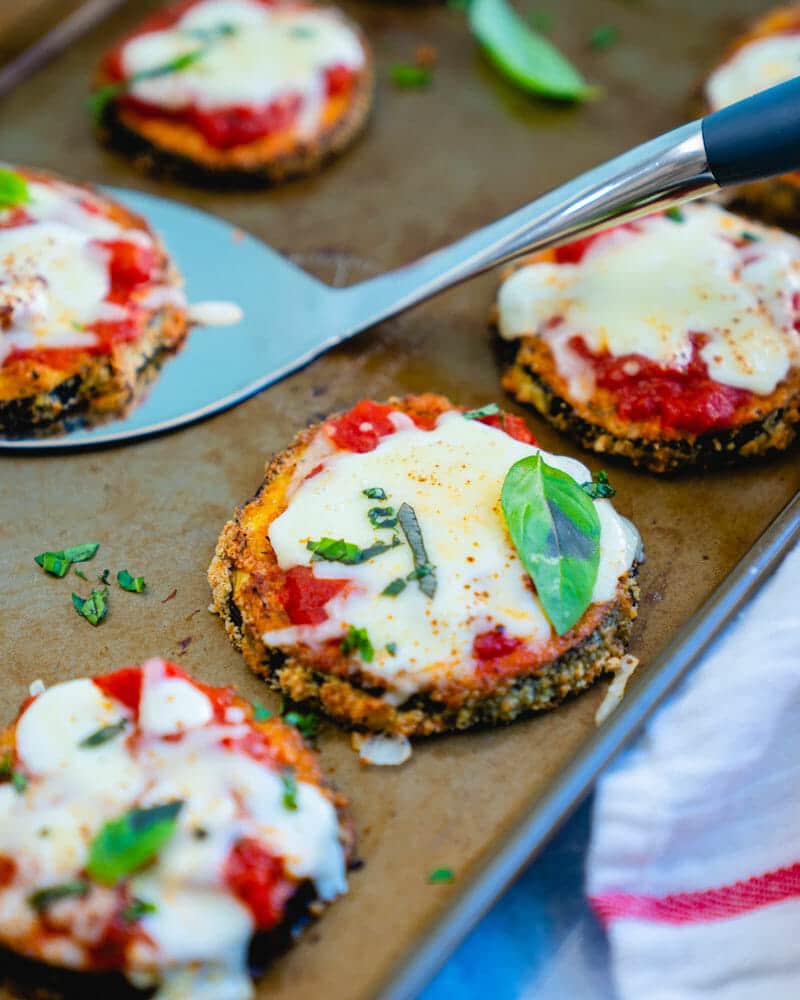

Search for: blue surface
xmin=419 ymin=799 xmax=614 ymax=1000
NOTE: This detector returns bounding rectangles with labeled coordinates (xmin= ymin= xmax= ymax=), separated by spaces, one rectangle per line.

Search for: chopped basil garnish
xmin=501 ymin=454 xmax=600 ymax=635
xmin=184 ymin=21 xmax=237 ymax=42
xmin=281 ymin=770 xmax=299 ymax=811
xmin=397 ymin=503 xmax=436 ymax=599
xmin=100 ymin=569 xmax=111 ymax=585
xmin=251 ymin=700 xmax=272 ymax=721
xmin=469 ymin=0 xmax=598 ymax=101
xmin=463 ymin=402 xmax=501 ymax=420
xmin=281 ymin=698 xmax=320 ymax=738
xmin=288 ymin=25 xmax=316 ymax=39
xmin=89 ymin=49 xmax=207 ymax=123
xmin=307 ymin=535 xmax=400 ymax=564
xmin=35 ymin=542 xmax=99 ymax=577
xmin=341 ymin=626 xmax=375 ymax=662
xmin=386 ymin=642 xmax=398 ymax=656
xmin=72 ymin=587 xmax=109 ymax=626
xmin=741 ymin=231 xmax=761 ymax=242
xmin=29 ymin=881 xmax=88 ymax=912
xmin=121 ymin=897 xmax=157 ymax=922
xmin=0 ymin=754 xmax=27 ymax=794
xmin=665 ymin=207 xmax=685 ymax=223
xmin=581 ymin=469 xmax=616 ymax=500
xmin=87 ymin=800 xmax=184 ymax=886
xmin=363 ymin=487 xmax=387 ymax=500
xmin=390 ymin=64 xmax=432 ymax=88
xmin=382 ymin=578 xmax=407 ymax=597
xmin=117 ymin=569 xmax=146 ymax=593
xmin=589 ymin=24 xmax=619 ymax=49
xmin=73 ymin=568 xmax=88 ymax=581
xmin=368 ymin=506 xmax=397 ymax=529
xmin=0 ymin=167 xmax=29 ymax=210
xmin=427 ymin=867 xmax=455 ymax=884
xmin=79 ymin=719 xmax=127 ymax=748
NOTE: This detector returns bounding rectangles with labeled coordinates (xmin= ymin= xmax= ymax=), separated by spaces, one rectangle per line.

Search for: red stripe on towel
xmin=590 ymin=862 xmax=800 ymax=926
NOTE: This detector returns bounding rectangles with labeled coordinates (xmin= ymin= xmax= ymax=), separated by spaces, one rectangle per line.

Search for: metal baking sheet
xmin=1 ymin=1 xmax=799 ymax=998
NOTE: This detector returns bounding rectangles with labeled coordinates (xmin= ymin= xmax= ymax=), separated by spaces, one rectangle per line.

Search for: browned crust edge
xmin=208 ymin=395 xmax=641 ymax=737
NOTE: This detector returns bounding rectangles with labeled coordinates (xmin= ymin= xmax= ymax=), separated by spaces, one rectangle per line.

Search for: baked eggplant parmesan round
xmin=92 ymin=0 xmax=374 ymax=187
xmin=0 ymin=166 xmax=192 ymax=438
xmin=703 ymin=4 xmax=800 ymax=224
xmin=0 ymin=660 xmax=351 ymax=999
xmin=496 ymin=203 xmax=800 ymax=473
xmin=209 ymin=394 xmax=642 ymax=738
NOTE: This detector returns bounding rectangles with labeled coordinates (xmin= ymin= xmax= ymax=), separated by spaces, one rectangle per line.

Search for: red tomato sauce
xmin=473 ymin=626 xmax=524 ymax=662
xmin=224 ymin=837 xmax=295 ymax=929
xmin=570 ymin=334 xmax=752 ymax=435
xmin=280 ymin=565 xmax=348 ymax=625
xmin=475 ymin=411 xmax=538 ymax=445
xmin=553 ymin=221 xmax=639 ymax=264
xmin=102 ymin=0 xmax=356 ymax=149
xmin=92 ymin=662 xmax=237 ymax=723
xmin=0 ymin=857 xmax=16 ymax=889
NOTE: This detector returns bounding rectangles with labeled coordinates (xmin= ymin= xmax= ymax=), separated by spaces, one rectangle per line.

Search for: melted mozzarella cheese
xmin=0 ymin=177 xmax=165 ymax=363
xmin=122 ymin=0 xmax=365 ymax=134
xmin=0 ymin=660 xmax=347 ymax=999
xmin=265 ymin=412 xmax=640 ymax=696
xmin=497 ymin=203 xmax=800 ymax=397
xmin=706 ymin=34 xmax=800 ymax=110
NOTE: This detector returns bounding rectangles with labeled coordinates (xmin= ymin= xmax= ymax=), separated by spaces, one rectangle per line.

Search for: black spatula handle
xmin=702 ymin=76 xmax=800 ymax=187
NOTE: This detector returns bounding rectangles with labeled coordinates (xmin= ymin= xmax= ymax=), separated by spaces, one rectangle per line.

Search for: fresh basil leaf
xmin=35 ymin=542 xmax=99 ymax=576
xmin=1 ymin=754 xmax=27 ymax=793
xmin=386 ymin=642 xmax=398 ymax=655
xmin=86 ymin=800 xmax=183 ymax=885
xmin=89 ymin=48 xmax=207 ymax=123
xmin=463 ymin=402 xmax=501 ymax=420
xmin=427 ymin=867 xmax=455 ymax=884
xmin=0 ymin=168 xmax=30 ymax=210
xmin=363 ymin=487 xmax=387 ymax=500
xmin=307 ymin=535 xmax=400 ymax=564
xmin=589 ymin=24 xmax=619 ymax=50
xmin=501 ymin=453 xmax=600 ymax=635
xmin=397 ymin=503 xmax=436 ymax=598
xmin=29 ymin=881 xmax=88 ymax=912
xmin=281 ymin=770 xmax=299 ymax=811
xmin=368 ymin=506 xmax=397 ymax=529
xmin=390 ymin=64 xmax=432 ymax=88
xmin=79 ymin=719 xmax=127 ymax=748
xmin=280 ymin=699 xmax=320 ymax=738
xmin=121 ymin=897 xmax=157 ymax=922
xmin=35 ymin=552 xmax=70 ymax=577
xmin=117 ymin=569 xmax=146 ymax=593
xmin=382 ymin=578 xmax=407 ymax=597
xmin=665 ymin=207 xmax=685 ymax=223
xmin=251 ymin=700 xmax=272 ymax=721
xmin=469 ymin=0 xmax=598 ymax=101
xmin=72 ymin=587 xmax=109 ymax=626
xmin=581 ymin=469 xmax=616 ymax=500
xmin=341 ymin=626 xmax=375 ymax=662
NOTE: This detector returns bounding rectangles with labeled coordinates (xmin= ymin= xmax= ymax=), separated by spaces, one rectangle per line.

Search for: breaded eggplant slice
xmin=703 ymin=4 xmax=800 ymax=226
xmin=0 ymin=166 xmax=190 ymax=439
xmin=495 ymin=204 xmax=800 ymax=474
xmin=92 ymin=0 xmax=374 ymax=188
xmin=0 ymin=660 xmax=353 ymax=998
xmin=209 ymin=393 xmax=642 ymax=738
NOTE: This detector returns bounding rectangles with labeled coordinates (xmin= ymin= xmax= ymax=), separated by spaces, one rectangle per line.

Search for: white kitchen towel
xmin=586 ymin=542 xmax=800 ymax=1000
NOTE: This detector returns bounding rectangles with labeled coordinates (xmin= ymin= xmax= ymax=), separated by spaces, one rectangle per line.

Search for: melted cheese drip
xmin=121 ymin=0 xmax=365 ymax=135
xmin=266 ymin=412 xmax=640 ymax=697
xmin=706 ymin=34 xmax=800 ymax=110
xmin=0 ymin=177 xmax=165 ymax=364
xmin=497 ymin=203 xmax=800 ymax=398
xmin=0 ymin=660 xmax=346 ymax=999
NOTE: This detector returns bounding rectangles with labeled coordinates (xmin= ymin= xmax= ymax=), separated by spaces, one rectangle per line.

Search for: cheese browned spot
xmin=496 ymin=205 xmax=800 ymax=471
xmin=209 ymin=395 xmax=642 ymax=736
xmin=0 ymin=660 xmax=350 ymax=999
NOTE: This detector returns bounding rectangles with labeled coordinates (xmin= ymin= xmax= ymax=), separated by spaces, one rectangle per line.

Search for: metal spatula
xmin=7 ymin=77 xmax=800 ymax=451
